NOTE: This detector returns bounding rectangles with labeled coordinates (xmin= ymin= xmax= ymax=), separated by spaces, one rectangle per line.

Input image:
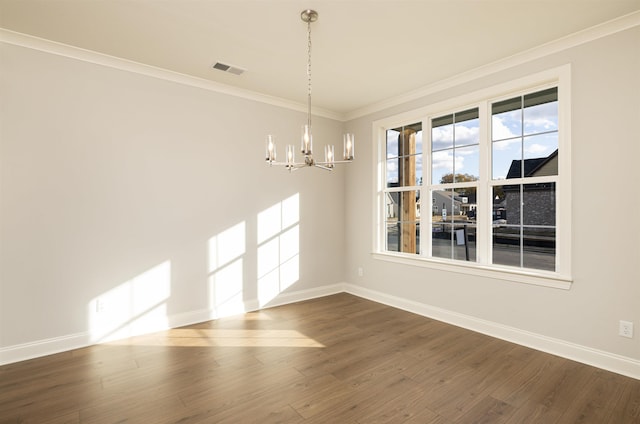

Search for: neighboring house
xmin=385 ymin=183 xmax=421 ymax=220
xmin=501 ymin=149 xmax=558 ymax=226
xmin=431 ymin=190 xmax=469 ymax=219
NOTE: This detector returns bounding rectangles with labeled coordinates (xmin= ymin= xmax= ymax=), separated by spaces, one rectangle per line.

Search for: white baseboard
xmin=261 ymin=283 xmax=345 ymax=310
xmin=2 ymin=282 xmax=638 ymax=381
xmin=0 ymin=332 xmax=92 ymax=366
xmin=343 ymin=283 xmax=640 ymax=380
xmin=0 ymin=283 xmax=345 ymax=366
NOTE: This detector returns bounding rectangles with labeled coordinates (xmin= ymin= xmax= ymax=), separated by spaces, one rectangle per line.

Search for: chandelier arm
xmin=267 ymin=161 xmax=307 ymax=167
xmin=322 ymin=160 xmax=354 ymax=164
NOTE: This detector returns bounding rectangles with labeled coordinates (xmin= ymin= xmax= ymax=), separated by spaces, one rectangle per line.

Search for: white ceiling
xmin=1 ymin=0 xmax=639 ymax=117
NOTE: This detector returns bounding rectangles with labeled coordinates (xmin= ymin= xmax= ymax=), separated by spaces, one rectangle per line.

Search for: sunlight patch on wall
xmin=257 ymin=193 xmax=300 ymax=307
xmin=88 ymin=261 xmax=171 ymax=343
xmin=208 ymin=221 xmax=246 ymax=317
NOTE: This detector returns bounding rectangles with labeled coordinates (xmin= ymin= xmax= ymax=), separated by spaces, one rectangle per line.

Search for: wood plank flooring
xmin=1 ymin=293 xmax=639 ymax=423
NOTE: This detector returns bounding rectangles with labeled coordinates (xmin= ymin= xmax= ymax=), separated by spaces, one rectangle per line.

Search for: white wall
xmin=344 ymin=26 xmax=640 ymax=373
xmin=0 ymin=42 xmax=347 ymax=361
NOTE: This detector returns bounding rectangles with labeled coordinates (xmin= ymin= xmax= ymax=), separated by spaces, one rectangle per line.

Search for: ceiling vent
xmin=212 ymin=61 xmax=246 ymax=76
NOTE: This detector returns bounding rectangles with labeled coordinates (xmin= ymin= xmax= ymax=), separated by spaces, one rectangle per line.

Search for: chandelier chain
xmin=307 ymin=19 xmax=312 ymax=129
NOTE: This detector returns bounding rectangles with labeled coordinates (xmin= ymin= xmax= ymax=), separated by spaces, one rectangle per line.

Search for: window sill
xmin=371 ymin=252 xmax=572 ymax=290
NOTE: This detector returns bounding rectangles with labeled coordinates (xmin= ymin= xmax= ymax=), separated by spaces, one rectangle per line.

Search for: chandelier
xmin=265 ymin=9 xmax=355 ymax=171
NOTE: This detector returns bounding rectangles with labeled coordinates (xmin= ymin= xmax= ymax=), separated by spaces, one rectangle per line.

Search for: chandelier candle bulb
xmin=344 ymin=133 xmax=355 ymax=160
xmin=325 ymin=145 xmax=335 ymax=168
xmin=266 ymin=135 xmax=276 ymax=162
xmin=286 ymin=145 xmax=295 ymax=169
xmin=301 ymin=124 xmax=313 ymax=155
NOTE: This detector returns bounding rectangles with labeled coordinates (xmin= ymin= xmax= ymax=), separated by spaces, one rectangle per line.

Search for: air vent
xmin=212 ymin=61 xmax=246 ymax=76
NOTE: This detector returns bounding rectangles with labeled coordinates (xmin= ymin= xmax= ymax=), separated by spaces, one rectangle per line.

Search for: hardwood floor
xmin=1 ymin=293 xmax=639 ymax=423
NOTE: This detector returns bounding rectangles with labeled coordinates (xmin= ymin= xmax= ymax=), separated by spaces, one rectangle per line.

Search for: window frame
xmin=372 ymin=65 xmax=572 ymax=289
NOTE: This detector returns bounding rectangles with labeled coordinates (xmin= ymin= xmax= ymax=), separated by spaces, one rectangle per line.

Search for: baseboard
xmin=0 ymin=332 xmax=92 ymax=366
xmin=261 ymin=283 xmax=345 ymax=309
xmin=0 ymin=283 xmax=345 ymax=366
xmin=344 ymin=283 xmax=640 ymax=380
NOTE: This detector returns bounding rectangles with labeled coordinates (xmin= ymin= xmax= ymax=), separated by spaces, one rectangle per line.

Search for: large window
xmin=374 ymin=67 xmax=571 ymax=287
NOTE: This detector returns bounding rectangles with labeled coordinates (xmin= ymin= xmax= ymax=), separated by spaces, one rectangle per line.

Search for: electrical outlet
xmin=357 ymin=267 xmax=363 ymax=277
xmin=619 ymin=320 xmax=633 ymax=338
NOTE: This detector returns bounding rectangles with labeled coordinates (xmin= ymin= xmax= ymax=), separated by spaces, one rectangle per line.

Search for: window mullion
xmin=477 ymin=101 xmax=491 ymax=265
xmin=421 ymin=119 xmax=430 ymax=258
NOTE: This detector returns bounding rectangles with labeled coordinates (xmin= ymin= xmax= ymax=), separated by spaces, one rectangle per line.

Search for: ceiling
xmin=1 ymin=0 xmax=639 ymax=117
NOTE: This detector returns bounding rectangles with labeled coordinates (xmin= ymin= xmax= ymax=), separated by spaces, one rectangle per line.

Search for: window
xmin=384 ymin=123 xmax=422 ymax=254
xmin=431 ymin=108 xmax=480 ymax=262
xmin=491 ymin=88 xmax=558 ymax=271
xmin=374 ymin=67 xmax=571 ymax=288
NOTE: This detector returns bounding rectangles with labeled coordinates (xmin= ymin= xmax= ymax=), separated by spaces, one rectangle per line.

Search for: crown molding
xmin=0 ymin=28 xmax=343 ymax=122
xmin=344 ymin=10 xmax=640 ymax=121
xmin=2 ymin=9 xmax=639 ymax=123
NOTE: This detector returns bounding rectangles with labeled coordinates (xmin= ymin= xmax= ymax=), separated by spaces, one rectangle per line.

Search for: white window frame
xmin=372 ymin=65 xmax=572 ymax=289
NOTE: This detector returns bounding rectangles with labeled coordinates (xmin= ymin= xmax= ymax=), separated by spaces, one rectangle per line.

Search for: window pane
xmin=432 ymin=189 xmax=453 ymax=223
xmin=523 ymin=227 xmax=555 ymax=271
xmin=432 ymin=188 xmax=474 ymax=222
xmin=523 ymin=133 xmax=558 ymax=176
xmin=453 ymin=224 xmax=476 ymax=262
xmin=432 ymin=150 xmax=453 ymax=184
xmin=386 ymin=222 xmax=399 ymax=252
xmin=388 ymin=156 xmax=422 ymax=188
xmin=431 ymin=188 xmax=475 ymax=261
xmin=386 ymin=222 xmax=420 ymax=254
xmin=493 ymin=138 xmax=522 ymax=179
xmin=386 ymin=159 xmax=399 ymax=187
xmin=524 ymin=88 xmax=558 ymax=136
xmin=386 ymin=129 xmax=399 ymax=158
xmin=385 ymin=190 xmax=419 ymax=254
xmin=388 ymin=124 xmax=422 ymax=187
xmin=492 ymin=224 xmax=520 ymax=267
xmin=386 ymin=192 xmax=400 ymax=220
xmin=399 ymin=155 xmax=421 ymax=187
xmin=432 ymin=223 xmax=452 ymax=259
xmin=432 ymin=115 xmax=454 ymax=151
xmin=492 ymin=97 xmax=522 ymax=141
xmin=454 ymin=109 xmax=479 ymax=148
xmin=454 ymin=144 xmax=480 ymax=181
xmin=523 ymin=183 xmax=556 ymax=226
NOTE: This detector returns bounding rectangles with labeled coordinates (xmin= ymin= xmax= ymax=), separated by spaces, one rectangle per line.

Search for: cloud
xmin=454 ymin=125 xmax=479 ymax=146
xmin=524 ymin=143 xmax=548 ymax=155
xmin=492 ymin=116 xmax=518 ymax=142
xmin=432 ymin=150 xmax=452 ymax=170
xmin=524 ymin=102 xmax=558 ymax=132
